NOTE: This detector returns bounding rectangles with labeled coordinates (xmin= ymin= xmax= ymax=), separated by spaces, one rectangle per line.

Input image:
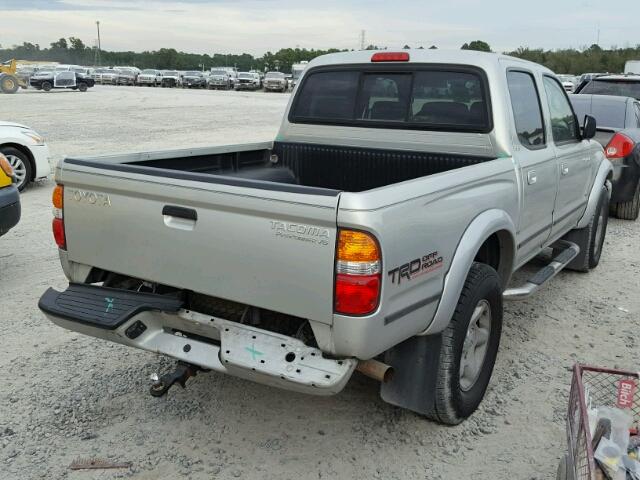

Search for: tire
xmin=42 ymin=81 xmax=52 ymax=92
xmin=563 ymin=185 xmax=609 ymax=272
xmin=612 ymin=181 xmax=640 ymax=220
xmin=0 ymin=146 xmax=32 ymax=191
xmin=588 ymin=185 xmax=609 ymax=268
xmin=0 ymin=75 xmax=19 ymax=94
xmin=78 ymin=83 xmax=88 ymax=92
xmin=428 ymin=262 xmax=502 ymax=425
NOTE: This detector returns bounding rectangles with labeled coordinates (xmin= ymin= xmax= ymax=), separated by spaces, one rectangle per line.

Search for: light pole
xmin=95 ymin=21 xmax=101 ymax=66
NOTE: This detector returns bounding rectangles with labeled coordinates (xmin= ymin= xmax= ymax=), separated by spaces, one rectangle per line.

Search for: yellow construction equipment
xmin=0 ymin=59 xmax=28 ymax=94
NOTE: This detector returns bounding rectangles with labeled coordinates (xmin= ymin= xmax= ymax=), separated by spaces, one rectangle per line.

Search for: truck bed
xmin=65 ymin=141 xmax=495 ymax=193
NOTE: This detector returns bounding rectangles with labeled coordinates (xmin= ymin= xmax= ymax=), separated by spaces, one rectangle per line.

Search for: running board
xmin=503 ymin=240 xmax=580 ymax=301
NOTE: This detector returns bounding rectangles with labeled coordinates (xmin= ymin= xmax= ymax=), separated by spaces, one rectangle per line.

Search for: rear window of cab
xmin=290 ymin=67 xmax=491 ymax=133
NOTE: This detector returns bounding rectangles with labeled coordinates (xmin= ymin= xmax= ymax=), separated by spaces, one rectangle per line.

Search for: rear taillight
xmin=371 ymin=52 xmax=410 ymax=62
xmin=605 ymin=132 xmax=635 ymax=159
xmin=334 ymin=229 xmax=381 ymax=315
xmin=52 ymin=185 xmax=66 ymax=249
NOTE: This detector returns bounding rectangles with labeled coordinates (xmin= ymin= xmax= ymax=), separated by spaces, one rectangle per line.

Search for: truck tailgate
xmin=60 ymin=165 xmax=339 ymax=324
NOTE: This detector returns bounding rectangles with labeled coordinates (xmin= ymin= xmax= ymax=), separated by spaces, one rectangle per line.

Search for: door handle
xmin=561 ymin=164 xmax=569 ymax=176
xmin=162 ymin=205 xmax=197 ymax=221
xmin=527 ymin=170 xmax=537 ymax=185
xmin=162 ymin=205 xmax=198 ymax=231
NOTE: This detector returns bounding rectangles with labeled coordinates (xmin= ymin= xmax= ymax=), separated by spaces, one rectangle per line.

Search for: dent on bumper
xmin=42 ymin=306 xmax=356 ymax=395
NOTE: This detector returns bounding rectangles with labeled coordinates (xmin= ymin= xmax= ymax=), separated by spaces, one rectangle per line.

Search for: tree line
xmin=2 ymin=37 xmax=639 ymax=74
xmin=0 ymin=38 xmax=342 ymax=73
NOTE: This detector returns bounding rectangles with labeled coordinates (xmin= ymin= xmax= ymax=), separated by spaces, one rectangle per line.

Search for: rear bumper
xmin=0 ymin=185 xmax=20 ymax=236
xmin=610 ymin=158 xmax=640 ymax=203
xmin=39 ymin=283 xmax=356 ymax=395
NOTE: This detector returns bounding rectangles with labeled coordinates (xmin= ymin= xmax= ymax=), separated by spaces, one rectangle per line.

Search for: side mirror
xmin=582 ymin=115 xmax=597 ymax=140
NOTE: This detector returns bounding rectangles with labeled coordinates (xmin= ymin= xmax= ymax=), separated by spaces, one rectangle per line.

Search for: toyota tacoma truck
xmin=39 ymin=50 xmax=612 ymax=424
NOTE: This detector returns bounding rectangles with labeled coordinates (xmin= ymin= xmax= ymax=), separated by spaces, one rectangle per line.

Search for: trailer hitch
xmin=149 ymin=361 xmax=204 ymax=397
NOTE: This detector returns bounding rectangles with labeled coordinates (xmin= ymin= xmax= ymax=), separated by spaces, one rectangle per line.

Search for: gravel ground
xmin=1 ymin=86 xmax=638 ymax=480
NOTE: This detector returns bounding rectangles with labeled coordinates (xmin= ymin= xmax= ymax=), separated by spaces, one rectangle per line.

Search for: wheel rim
xmin=6 ymin=154 xmax=27 ymax=188
xmin=3 ymin=78 xmax=16 ymax=90
xmin=459 ymin=299 xmax=491 ymax=392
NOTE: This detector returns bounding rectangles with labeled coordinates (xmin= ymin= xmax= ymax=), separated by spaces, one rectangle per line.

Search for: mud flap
xmin=380 ymin=334 xmax=442 ymax=416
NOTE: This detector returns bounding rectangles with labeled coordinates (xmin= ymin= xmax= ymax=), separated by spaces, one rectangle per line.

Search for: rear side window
xmin=571 ymin=97 xmax=627 ymax=129
xmin=291 ymin=68 xmax=490 ymax=132
xmin=543 ymin=76 xmax=580 ymax=143
xmin=581 ymin=79 xmax=640 ymax=100
xmin=506 ymin=71 xmax=545 ymax=148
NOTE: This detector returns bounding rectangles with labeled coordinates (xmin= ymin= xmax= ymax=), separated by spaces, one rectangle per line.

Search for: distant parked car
xmin=137 ymin=69 xmax=163 ymax=87
xmin=557 ymin=74 xmax=577 ymax=93
xmin=99 ymin=69 xmax=119 ymax=85
xmin=161 ymin=70 xmax=181 ymax=88
xmin=91 ymin=68 xmax=108 ymax=84
xmin=117 ymin=68 xmax=137 ymax=86
xmin=0 ymin=153 xmax=20 ymax=237
xmin=182 ymin=71 xmax=207 ymax=88
xmin=208 ymin=70 xmax=232 ymax=90
xmin=235 ymin=72 xmax=261 ymax=90
xmin=263 ymin=71 xmax=287 ymax=92
xmin=571 ymin=94 xmax=640 ymax=219
xmin=575 ymin=74 xmax=640 ymax=100
xmin=29 ymin=71 xmax=95 ymax=93
xmin=0 ymin=121 xmax=51 ymax=191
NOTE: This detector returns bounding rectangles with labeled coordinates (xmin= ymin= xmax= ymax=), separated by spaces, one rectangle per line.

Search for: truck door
xmin=541 ymin=75 xmax=592 ymax=237
xmin=506 ymin=70 xmax=558 ymax=264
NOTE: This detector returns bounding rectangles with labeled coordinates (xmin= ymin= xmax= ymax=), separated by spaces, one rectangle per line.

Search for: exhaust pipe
xmin=356 ymin=359 xmax=394 ymax=383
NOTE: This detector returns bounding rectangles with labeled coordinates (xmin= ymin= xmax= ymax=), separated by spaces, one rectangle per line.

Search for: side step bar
xmin=503 ymin=240 xmax=580 ymax=301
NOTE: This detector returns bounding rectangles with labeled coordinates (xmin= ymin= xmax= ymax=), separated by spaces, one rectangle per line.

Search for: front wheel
xmin=42 ymin=81 xmax=52 ymax=92
xmin=429 ymin=262 xmax=502 ymax=425
xmin=78 ymin=83 xmax=88 ymax=92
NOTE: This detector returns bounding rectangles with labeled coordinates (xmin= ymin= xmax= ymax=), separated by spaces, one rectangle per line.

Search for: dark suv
xmin=571 ymin=93 xmax=640 ymax=219
xmin=575 ymin=74 xmax=640 ymax=100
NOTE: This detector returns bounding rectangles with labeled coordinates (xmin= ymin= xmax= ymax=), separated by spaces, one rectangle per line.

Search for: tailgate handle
xmin=162 ymin=205 xmax=197 ymax=221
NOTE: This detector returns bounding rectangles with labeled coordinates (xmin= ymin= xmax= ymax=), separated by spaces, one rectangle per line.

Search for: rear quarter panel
xmin=331 ymin=158 xmax=519 ymax=358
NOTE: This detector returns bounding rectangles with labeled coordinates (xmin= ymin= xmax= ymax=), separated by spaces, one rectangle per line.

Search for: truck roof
xmin=306 ymin=49 xmax=553 ymax=74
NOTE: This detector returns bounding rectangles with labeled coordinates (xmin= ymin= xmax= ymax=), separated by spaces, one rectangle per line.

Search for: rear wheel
xmin=1 ymin=147 xmax=31 ymax=191
xmin=563 ymin=185 xmax=609 ymax=272
xmin=589 ymin=185 xmax=609 ymax=268
xmin=427 ymin=262 xmax=502 ymax=425
xmin=0 ymin=75 xmax=19 ymax=94
xmin=612 ymin=181 xmax=640 ymax=220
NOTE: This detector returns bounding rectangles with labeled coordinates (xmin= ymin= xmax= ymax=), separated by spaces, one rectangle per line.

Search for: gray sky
xmin=2 ymin=0 xmax=639 ymax=55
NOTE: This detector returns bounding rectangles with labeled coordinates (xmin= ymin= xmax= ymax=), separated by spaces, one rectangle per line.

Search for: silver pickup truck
xmin=40 ymin=50 xmax=612 ymax=425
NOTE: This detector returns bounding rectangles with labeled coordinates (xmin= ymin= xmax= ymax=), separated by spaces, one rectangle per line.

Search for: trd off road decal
xmin=388 ymin=251 xmax=443 ymax=285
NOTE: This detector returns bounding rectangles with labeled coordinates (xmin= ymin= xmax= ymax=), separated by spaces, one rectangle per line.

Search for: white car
xmin=0 ymin=122 xmax=51 ymax=191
